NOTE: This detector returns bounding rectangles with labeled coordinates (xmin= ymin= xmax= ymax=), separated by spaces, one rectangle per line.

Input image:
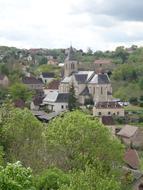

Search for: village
xmin=0 ymin=45 xmax=143 ymax=190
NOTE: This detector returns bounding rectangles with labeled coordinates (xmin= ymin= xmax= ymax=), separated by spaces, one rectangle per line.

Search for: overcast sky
xmin=0 ymin=0 xmax=143 ymax=51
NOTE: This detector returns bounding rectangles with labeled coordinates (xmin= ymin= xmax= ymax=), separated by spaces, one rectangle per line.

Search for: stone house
xmin=0 ymin=74 xmax=9 ymax=87
xmin=117 ymin=125 xmax=143 ymax=148
xmin=43 ymin=91 xmax=69 ymax=112
xmin=93 ymin=101 xmax=125 ymax=117
xmin=22 ymin=76 xmax=43 ymax=90
xmin=94 ymin=59 xmax=113 ymax=73
xmin=48 ymin=59 xmax=58 ymax=65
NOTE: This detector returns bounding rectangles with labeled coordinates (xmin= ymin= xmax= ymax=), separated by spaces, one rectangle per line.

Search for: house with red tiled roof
xmin=124 ymin=149 xmax=140 ymax=170
xmin=117 ymin=125 xmax=143 ymax=148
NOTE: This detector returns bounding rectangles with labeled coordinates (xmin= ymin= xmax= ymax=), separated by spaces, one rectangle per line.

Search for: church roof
xmin=74 ymin=74 xmax=88 ymax=83
xmin=89 ymin=73 xmax=110 ymax=84
xmin=79 ymin=87 xmax=90 ymax=96
xmin=65 ymin=46 xmax=76 ymax=61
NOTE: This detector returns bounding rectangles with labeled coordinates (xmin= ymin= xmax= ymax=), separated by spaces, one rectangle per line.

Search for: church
xmin=59 ymin=46 xmax=113 ymax=105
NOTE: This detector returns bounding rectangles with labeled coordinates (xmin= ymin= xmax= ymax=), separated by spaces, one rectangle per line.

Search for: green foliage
xmin=0 ymin=161 xmax=36 ymax=190
xmin=9 ymin=83 xmax=33 ymax=102
xmin=114 ymin=46 xmax=129 ymax=63
xmin=68 ymin=84 xmax=78 ymax=111
xmin=45 ymin=111 xmax=124 ymax=171
xmin=36 ymin=167 xmax=69 ymax=190
xmin=39 ymin=57 xmax=48 ymax=65
xmin=59 ymin=166 xmax=121 ymax=190
xmin=0 ymin=106 xmax=46 ymax=172
xmin=35 ymin=64 xmax=61 ymax=77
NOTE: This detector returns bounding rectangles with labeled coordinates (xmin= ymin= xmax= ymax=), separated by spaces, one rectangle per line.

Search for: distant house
xmin=43 ymin=92 xmax=69 ymax=112
xmin=22 ymin=76 xmax=43 ymax=90
xmin=0 ymin=74 xmax=9 ymax=87
xmin=117 ymin=125 xmax=143 ymax=148
xmin=93 ymin=101 xmax=125 ymax=117
xmin=94 ymin=59 xmax=113 ymax=73
xmin=39 ymin=72 xmax=55 ymax=84
xmin=48 ymin=59 xmax=58 ymax=65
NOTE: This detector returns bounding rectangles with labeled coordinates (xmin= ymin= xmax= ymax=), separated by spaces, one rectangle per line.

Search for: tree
xmin=59 ymin=166 xmax=122 ymax=190
xmin=45 ymin=111 xmax=124 ymax=172
xmin=115 ymin=46 xmax=129 ymax=63
xmin=0 ymin=162 xmax=36 ymax=190
xmin=0 ymin=106 xmax=46 ymax=172
xmin=39 ymin=57 xmax=48 ymax=65
xmin=36 ymin=167 xmax=69 ymax=190
xmin=9 ymin=83 xmax=33 ymax=102
xmin=68 ymin=84 xmax=78 ymax=111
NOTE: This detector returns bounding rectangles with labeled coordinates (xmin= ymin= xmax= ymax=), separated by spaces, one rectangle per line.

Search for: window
xmin=61 ymin=105 xmax=64 ymax=109
xmin=101 ymin=87 xmax=103 ymax=94
xmin=93 ymin=87 xmax=95 ymax=94
xmin=117 ymin=112 xmax=119 ymax=115
xmin=98 ymin=112 xmax=102 ymax=116
xmin=108 ymin=112 xmax=111 ymax=115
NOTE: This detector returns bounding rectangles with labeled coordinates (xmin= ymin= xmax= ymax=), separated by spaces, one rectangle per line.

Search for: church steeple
xmin=64 ymin=46 xmax=78 ymax=77
xmin=66 ymin=46 xmax=76 ymax=61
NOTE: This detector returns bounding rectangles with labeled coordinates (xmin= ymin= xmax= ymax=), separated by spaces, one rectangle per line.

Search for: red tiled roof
xmin=96 ymin=101 xmax=122 ymax=109
xmin=124 ymin=149 xmax=140 ymax=169
xmin=47 ymin=80 xmax=60 ymax=90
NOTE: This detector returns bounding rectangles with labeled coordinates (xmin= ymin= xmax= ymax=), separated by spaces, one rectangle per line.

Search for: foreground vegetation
xmin=0 ymin=105 xmax=130 ymax=189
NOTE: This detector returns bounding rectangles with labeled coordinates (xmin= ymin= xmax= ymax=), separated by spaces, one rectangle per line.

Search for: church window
xmin=73 ymin=63 xmax=75 ymax=69
xmin=93 ymin=87 xmax=95 ymax=94
xmin=101 ymin=87 xmax=103 ymax=94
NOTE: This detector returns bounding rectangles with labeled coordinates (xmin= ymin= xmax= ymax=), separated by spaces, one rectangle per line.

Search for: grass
xmin=124 ymin=105 xmax=143 ymax=112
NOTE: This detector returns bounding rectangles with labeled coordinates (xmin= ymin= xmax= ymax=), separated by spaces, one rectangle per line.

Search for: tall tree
xmin=68 ymin=84 xmax=78 ymax=111
xmin=9 ymin=83 xmax=33 ymax=102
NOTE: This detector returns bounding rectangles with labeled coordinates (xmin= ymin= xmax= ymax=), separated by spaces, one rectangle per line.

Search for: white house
xmin=43 ymin=91 xmax=69 ymax=112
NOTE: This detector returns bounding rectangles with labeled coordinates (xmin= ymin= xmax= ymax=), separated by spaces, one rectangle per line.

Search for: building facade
xmin=59 ymin=46 xmax=113 ymax=105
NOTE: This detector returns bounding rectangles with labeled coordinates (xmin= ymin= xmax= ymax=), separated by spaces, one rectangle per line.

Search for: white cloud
xmin=0 ymin=0 xmax=143 ymax=51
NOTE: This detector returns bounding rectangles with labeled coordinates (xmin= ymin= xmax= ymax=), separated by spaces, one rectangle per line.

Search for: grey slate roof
xmin=79 ymin=87 xmax=90 ymax=96
xmin=89 ymin=73 xmax=110 ymax=84
xmin=42 ymin=72 xmax=55 ymax=78
xmin=22 ymin=77 xmax=43 ymax=84
xmin=56 ymin=93 xmax=69 ymax=103
xmin=74 ymin=74 xmax=88 ymax=83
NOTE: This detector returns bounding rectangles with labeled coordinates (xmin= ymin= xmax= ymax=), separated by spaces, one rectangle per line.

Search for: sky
xmin=0 ymin=0 xmax=143 ymax=51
